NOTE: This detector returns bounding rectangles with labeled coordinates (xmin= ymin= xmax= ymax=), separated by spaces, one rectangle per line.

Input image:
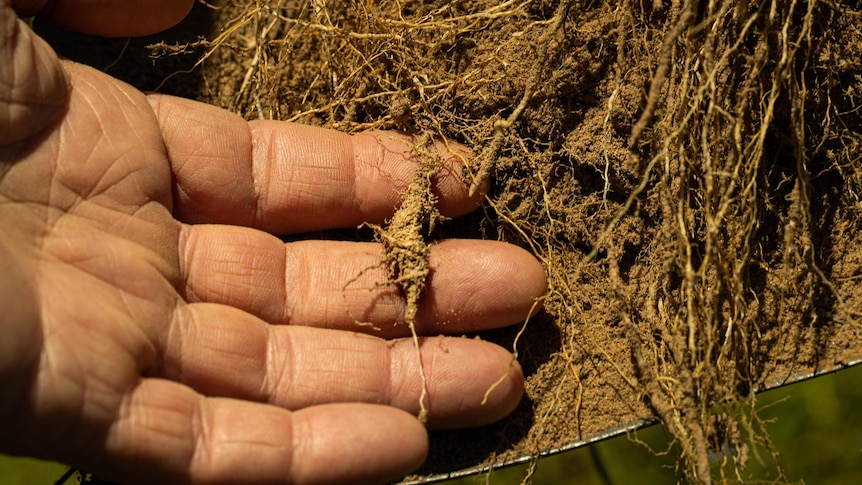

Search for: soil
xmin=37 ymin=0 xmax=862 ymax=483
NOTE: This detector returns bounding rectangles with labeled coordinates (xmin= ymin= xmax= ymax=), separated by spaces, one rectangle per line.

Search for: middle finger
xmin=177 ymin=223 xmax=546 ymax=338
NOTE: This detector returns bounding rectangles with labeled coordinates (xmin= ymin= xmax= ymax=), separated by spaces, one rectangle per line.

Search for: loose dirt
xmin=39 ymin=0 xmax=862 ymax=483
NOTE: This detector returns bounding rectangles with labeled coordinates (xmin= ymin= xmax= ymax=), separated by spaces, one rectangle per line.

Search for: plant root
xmin=370 ymin=132 xmax=446 ymax=424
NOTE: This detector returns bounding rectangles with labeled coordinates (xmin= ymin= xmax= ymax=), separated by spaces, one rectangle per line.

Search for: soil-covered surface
xmin=39 ymin=1 xmax=862 ymax=483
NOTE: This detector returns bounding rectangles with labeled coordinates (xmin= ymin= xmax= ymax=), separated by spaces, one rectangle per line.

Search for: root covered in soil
xmin=373 ymin=132 xmax=447 ymax=424
xmin=136 ymin=0 xmax=862 ymax=483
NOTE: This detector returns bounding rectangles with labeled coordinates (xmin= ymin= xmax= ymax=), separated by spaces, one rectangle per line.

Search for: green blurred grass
xmin=0 ymin=456 xmax=67 ymax=485
xmin=2 ymin=364 xmax=861 ymax=484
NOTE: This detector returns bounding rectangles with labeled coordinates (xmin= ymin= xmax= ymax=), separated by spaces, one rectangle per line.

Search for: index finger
xmin=147 ymin=94 xmax=482 ymax=234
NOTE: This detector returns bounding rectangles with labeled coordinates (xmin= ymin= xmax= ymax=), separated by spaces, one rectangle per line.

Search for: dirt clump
xmin=45 ymin=0 xmax=862 ymax=483
xmin=356 ymin=132 xmax=448 ymax=424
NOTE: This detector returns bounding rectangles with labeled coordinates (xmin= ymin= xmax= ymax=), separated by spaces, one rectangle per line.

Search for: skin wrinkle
xmin=47 ymin=133 xmax=81 ymax=217
xmin=348 ymin=133 xmax=367 ymax=219
xmin=33 ymin=338 xmax=85 ymax=455
xmin=290 ymin=160 xmax=331 ymax=214
xmin=248 ymin=236 xmax=286 ymax=318
xmin=176 ymin=306 xmax=217 ymax=391
xmin=225 ymin=250 xmax=259 ymax=308
xmin=101 ymin=262 xmax=159 ymax=376
xmin=440 ymin=262 xmax=485 ymax=318
xmin=126 ymin=202 xmax=180 ymax=278
xmin=199 ymin=255 xmax=248 ymax=303
xmin=192 ymin=232 xmax=265 ymax=312
xmin=398 ymin=338 xmax=436 ymax=413
xmin=51 ymin=98 xmax=106 ymax=208
xmin=249 ymin=122 xmax=271 ymax=229
xmin=184 ymin=231 xmax=243 ymax=306
xmin=39 ymin=289 xmax=141 ymax=457
xmin=264 ymin=125 xmax=293 ymax=224
xmin=289 ymin=408 xmax=311 ymax=483
xmin=162 ymin=302 xmax=186 ymax=383
xmin=174 ymin=175 xmax=235 ymax=226
xmin=246 ymin=240 xmax=544 ymax=334
xmin=84 ymin=149 xmax=147 ymax=207
xmin=44 ymin=225 xmax=122 ymax=288
xmin=109 ymin=385 xmax=150 ymax=468
xmin=336 ymin=334 xmax=389 ymax=403
xmin=283 ymin=124 xmax=355 ymax=222
xmin=177 ymin=227 xmax=218 ymax=306
xmin=274 ymin=330 xmax=387 ymax=407
xmin=344 ymin=351 xmax=389 ymax=404
xmin=40 ymin=279 xmax=137 ymax=411
xmin=280 ymin=242 xmax=300 ymax=326
xmin=199 ymin=309 xmax=259 ymax=395
xmin=148 ymin=95 xmax=258 ymax=228
xmin=59 ymin=92 xmax=153 ymax=207
xmin=176 ymin=224 xmax=198 ymax=305
xmin=44 ymin=211 xmax=165 ymax=306
xmin=262 ymin=324 xmax=295 ymax=406
xmin=446 ymin=243 xmax=521 ymax=318
xmin=107 ymin=382 xmax=194 ymax=480
xmin=111 ymin=80 xmax=150 ymax=134
xmin=189 ymin=395 xmax=212 ymax=482
xmin=386 ymin=339 xmax=408 ymax=410
xmin=169 ymin=306 xmax=197 ymax=390
xmin=170 ymin=183 xmax=195 ymax=223
xmin=289 ymin=341 xmax=338 ymax=404
xmin=309 ymin=256 xmax=343 ymax=327
xmin=145 ymin=96 xmax=197 ymax=211
xmin=301 ymin=242 xmax=356 ymax=326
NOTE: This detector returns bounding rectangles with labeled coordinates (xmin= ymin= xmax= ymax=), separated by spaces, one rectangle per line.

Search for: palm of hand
xmin=0 ymin=20 xmax=545 ymax=485
xmin=2 ymin=62 xmax=251 ymax=480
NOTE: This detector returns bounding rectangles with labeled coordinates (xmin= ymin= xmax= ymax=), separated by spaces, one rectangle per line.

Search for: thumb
xmin=0 ymin=1 xmax=68 ymax=147
xmin=15 ymin=0 xmax=196 ymax=37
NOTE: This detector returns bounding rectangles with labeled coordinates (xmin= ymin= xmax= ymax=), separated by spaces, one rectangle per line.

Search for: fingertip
xmin=490 ymin=349 xmax=526 ymax=421
xmin=511 ymin=243 xmax=550 ymax=299
xmin=426 ymin=137 xmax=484 ymax=217
xmin=419 ymin=338 xmax=525 ymax=430
xmin=432 ymin=138 xmax=492 ymax=202
xmin=424 ymin=240 xmax=548 ymax=331
xmin=495 ymin=240 xmax=549 ymax=318
xmin=354 ymin=131 xmax=481 ymax=219
xmin=294 ymin=404 xmax=428 ymax=485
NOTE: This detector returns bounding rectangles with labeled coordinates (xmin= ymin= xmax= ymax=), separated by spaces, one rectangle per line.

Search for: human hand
xmin=0 ymin=2 xmax=547 ymax=484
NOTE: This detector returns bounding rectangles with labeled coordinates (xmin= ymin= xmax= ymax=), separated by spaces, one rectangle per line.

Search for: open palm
xmin=0 ymin=5 xmax=546 ymax=485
